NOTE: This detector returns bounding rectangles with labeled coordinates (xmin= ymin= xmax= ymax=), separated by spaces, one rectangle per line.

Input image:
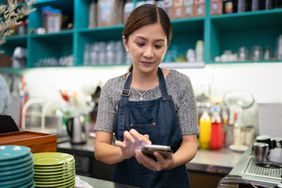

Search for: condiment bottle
xmin=210 ymin=112 xmax=223 ymax=150
xmin=224 ymin=0 xmax=234 ymax=13
xmin=199 ymin=112 xmax=211 ymax=149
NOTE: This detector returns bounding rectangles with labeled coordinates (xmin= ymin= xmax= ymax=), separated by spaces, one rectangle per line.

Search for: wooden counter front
xmin=0 ymin=131 xmax=57 ymax=153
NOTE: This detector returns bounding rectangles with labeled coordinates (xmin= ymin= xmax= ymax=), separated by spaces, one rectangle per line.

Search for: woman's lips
xmin=140 ymin=61 xmax=154 ymax=66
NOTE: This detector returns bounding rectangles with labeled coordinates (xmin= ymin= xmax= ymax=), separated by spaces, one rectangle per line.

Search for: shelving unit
xmin=2 ymin=35 xmax=28 ymax=56
xmin=208 ymin=8 xmax=282 ymax=64
xmin=0 ymin=0 xmax=282 ymax=73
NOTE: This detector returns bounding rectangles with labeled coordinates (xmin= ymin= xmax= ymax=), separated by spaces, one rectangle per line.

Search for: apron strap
xmin=117 ymin=73 xmax=132 ymax=140
xmin=157 ymin=67 xmax=169 ymax=100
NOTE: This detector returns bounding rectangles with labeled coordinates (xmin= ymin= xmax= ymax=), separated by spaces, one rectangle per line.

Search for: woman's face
xmin=124 ymin=23 xmax=168 ymax=74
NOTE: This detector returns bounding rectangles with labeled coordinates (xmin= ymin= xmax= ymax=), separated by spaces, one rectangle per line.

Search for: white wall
xmin=24 ymin=63 xmax=282 ymax=104
xmin=179 ymin=63 xmax=282 ymax=103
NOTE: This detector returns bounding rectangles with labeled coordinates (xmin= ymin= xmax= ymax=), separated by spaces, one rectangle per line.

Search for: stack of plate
xmin=33 ymin=152 xmax=76 ymax=188
xmin=0 ymin=145 xmax=34 ymax=188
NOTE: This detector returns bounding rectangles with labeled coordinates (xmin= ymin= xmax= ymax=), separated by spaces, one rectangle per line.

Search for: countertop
xmin=57 ymin=137 xmax=243 ymax=175
xmin=187 ymin=148 xmax=243 ymax=174
xmin=80 ymin=176 xmax=138 ymax=188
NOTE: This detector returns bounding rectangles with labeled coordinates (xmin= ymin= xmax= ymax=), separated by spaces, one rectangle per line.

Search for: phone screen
xmin=141 ymin=145 xmax=172 ymax=160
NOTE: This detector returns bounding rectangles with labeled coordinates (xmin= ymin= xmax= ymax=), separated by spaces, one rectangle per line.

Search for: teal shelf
xmin=172 ymin=17 xmax=204 ymax=34
xmin=28 ymin=30 xmax=73 ymax=67
xmin=172 ymin=16 xmax=205 ymax=23
xmin=171 ymin=17 xmax=205 ymax=59
xmin=211 ymin=60 xmax=282 ymax=64
xmin=31 ymin=0 xmax=56 ymax=5
xmin=29 ymin=0 xmax=74 ymax=30
xmin=211 ymin=8 xmax=282 ymax=30
xmin=211 ymin=8 xmax=282 ymax=19
xmin=1 ymin=0 xmax=282 ymax=70
xmin=79 ymin=24 xmax=124 ymax=33
xmin=2 ymin=35 xmax=27 ymax=47
xmin=0 ymin=68 xmax=26 ymax=75
xmin=31 ymin=0 xmax=73 ymax=10
xmin=1 ymin=35 xmax=27 ymax=56
xmin=30 ymin=29 xmax=73 ymax=39
xmin=208 ymin=8 xmax=282 ymax=63
xmin=5 ymin=35 xmax=28 ymax=41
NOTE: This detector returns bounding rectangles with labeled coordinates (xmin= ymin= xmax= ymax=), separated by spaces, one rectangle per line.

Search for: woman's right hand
xmin=115 ymin=129 xmax=151 ymax=159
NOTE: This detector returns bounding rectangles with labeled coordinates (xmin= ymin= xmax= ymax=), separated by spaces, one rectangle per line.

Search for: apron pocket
xmin=129 ymin=122 xmax=158 ymax=142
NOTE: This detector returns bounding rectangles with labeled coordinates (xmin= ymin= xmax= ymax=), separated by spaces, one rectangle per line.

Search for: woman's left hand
xmin=135 ymin=149 xmax=173 ymax=171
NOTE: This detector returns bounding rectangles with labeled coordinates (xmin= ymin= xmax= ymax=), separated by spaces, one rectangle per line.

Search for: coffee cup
xmin=252 ymin=142 xmax=269 ymax=165
xmin=256 ymin=135 xmax=272 ymax=149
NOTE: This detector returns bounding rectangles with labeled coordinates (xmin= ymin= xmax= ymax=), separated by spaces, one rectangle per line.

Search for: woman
xmin=95 ymin=4 xmax=198 ymax=188
xmin=0 ymin=74 xmax=11 ymax=115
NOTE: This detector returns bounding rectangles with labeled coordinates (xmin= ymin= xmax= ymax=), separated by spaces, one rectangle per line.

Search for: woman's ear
xmin=122 ymin=35 xmax=129 ymax=52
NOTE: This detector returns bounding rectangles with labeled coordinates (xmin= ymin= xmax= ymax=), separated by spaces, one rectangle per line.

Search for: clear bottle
xmin=199 ymin=112 xmax=212 ymax=149
xmin=224 ymin=0 xmax=234 ymax=13
xmin=238 ymin=0 xmax=252 ymax=12
xmin=277 ymin=34 xmax=282 ymax=60
xmin=265 ymin=0 xmax=274 ymax=9
xmin=195 ymin=40 xmax=204 ymax=62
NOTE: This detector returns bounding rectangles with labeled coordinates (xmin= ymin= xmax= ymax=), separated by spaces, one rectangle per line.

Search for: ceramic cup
xmin=269 ymin=148 xmax=282 ymax=164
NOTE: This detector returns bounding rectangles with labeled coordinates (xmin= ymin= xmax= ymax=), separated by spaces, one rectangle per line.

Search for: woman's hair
xmin=123 ymin=4 xmax=172 ymax=72
xmin=123 ymin=4 xmax=172 ymax=45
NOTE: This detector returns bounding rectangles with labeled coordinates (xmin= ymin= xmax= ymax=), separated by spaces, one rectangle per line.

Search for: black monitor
xmin=0 ymin=115 xmax=20 ymax=134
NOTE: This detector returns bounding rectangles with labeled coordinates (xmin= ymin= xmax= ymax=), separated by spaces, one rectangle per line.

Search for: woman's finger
xmin=124 ymin=130 xmax=135 ymax=143
xmin=135 ymin=150 xmax=155 ymax=171
xmin=129 ymin=129 xmax=151 ymax=144
xmin=129 ymin=129 xmax=143 ymax=141
xmin=115 ymin=140 xmax=125 ymax=147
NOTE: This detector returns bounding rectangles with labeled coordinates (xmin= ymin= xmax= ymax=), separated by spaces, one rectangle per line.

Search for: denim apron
xmin=113 ymin=68 xmax=190 ymax=188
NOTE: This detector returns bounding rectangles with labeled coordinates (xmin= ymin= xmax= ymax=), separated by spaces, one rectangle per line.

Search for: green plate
xmin=34 ymin=158 xmax=75 ymax=168
xmin=35 ymin=175 xmax=75 ymax=185
xmin=33 ymin=152 xmax=74 ymax=166
xmin=35 ymin=179 xmax=75 ymax=187
xmin=34 ymin=170 xmax=75 ymax=179
xmin=34 ymin=168 xmax=75 ymax=176
xmin=33 ymin=171 xmax=75 ymax=182
xmin=34 ymin=164 xmax=75 ymax=172
xmin=34 ymin=174 xmax=75 ymax=184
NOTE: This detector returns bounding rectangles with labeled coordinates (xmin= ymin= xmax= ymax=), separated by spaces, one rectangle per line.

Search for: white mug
xmin=269 ymin=148 xmax=282 ymax=164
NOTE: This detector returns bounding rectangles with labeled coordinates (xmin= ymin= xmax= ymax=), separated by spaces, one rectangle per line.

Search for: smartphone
xmin=141 ymin=144 xmax=173 ymax=160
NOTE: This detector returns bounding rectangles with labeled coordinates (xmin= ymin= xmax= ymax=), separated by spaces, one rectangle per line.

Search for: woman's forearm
xmin=169 ymin=135 xmax=198 ymax=169
xmin=94 ymin=141 xmax=125 ymax=164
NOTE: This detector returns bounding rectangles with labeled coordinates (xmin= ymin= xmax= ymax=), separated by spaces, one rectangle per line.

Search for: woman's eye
xmin=136 ymin=43 xmax=145 ymax=47
xmin=155 ymin=45 xmax=163 ymax=49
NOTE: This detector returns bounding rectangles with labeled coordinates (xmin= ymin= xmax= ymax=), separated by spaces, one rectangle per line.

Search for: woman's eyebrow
xmin=135 ymin=36 xmax=165 ymax=42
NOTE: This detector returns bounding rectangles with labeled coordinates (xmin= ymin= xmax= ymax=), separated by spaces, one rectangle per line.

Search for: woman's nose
xmin=143 ymin=46 xmax=154 ymax=58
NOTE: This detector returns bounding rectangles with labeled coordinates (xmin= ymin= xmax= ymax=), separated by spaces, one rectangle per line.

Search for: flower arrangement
xmin=0 ymin=0 xmax=33 ymax=43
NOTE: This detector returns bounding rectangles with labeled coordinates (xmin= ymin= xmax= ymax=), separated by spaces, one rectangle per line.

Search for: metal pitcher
xmin=66 ymin=115 xmax=87 ymax=144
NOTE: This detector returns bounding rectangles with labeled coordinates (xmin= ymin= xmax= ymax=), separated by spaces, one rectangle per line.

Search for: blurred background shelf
xmin=0 ymin=0 xmax=281 ymax=69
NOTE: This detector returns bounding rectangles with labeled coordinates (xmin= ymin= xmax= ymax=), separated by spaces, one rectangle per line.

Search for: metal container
xmin=252 ymin=142 xmax=269 ymax=164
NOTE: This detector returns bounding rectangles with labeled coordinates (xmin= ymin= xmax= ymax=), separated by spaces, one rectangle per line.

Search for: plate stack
xmin=0 ymin=145 xmax=35 ymax=188
xmin=33 ymin=152 xmax=75 ymax=188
